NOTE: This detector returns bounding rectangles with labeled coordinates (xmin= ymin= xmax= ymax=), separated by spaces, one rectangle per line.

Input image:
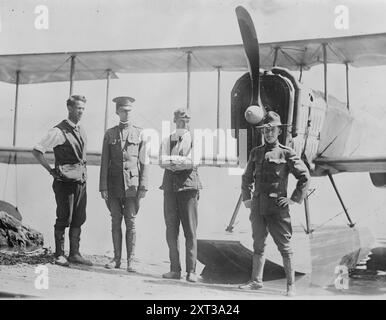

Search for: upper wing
xmin=259 ymin=32 xmax=386 ymax=71
xmin=2 ymin=32 xmax=386 ymax=84
xmin=314 ymin=156 xmax=386 ymax=174
xmin=0 ymin=45 xmax=247 ymax=84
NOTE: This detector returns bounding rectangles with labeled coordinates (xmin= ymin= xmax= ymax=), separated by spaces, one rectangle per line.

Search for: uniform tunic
xmin=99 ymin=123 xmax=148 ymax=198
xmin=241 ymin=141 xmax=310 ymax=256
xmin=99 ymin=123 xmax=149 ymax=261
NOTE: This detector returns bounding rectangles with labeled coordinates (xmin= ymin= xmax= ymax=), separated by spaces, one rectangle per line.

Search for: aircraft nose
xmin=244 ymin=105 xmax=264 ymax=124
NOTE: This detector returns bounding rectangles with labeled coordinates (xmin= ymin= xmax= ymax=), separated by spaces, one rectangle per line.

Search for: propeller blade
xmin=235 ymin=6 xmax=260 ymax=106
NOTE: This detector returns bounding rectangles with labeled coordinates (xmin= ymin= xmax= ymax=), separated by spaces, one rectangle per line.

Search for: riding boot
xmin=68 ymin=227 xmax=93 ymax=266
xmin=282 ymin=254 xmax=295 ymax=297
xmin=126 ymin=228 xmax=136 ymax=272
xmin=239 ymin=253 xmax=265 ymax=289
xmin=105 ymin=230 xmax=122 ymax=269
xmin=54 ymin=228 xmax=69 ymax=267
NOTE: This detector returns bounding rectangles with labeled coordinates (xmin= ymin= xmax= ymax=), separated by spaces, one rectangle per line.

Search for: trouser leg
xmin=178 ymin=190 xmax=198 ymax=273
xmin=266 ymin=212 xmax=293 ymax=258
xmin=52 ymin=180 xmax=74 ymax=230
xmin=250 ymin=203 xmax=269 ymax=282
xmin=70 ymin=182 xmax=87 ymax=228
xmin=163 ymin=191 xmax=181 ymax=272
xmin=52 ymin=180 xmax=74 ymax=261
xmin=123 ymin=197 xmax=137 ymax=266
xmin=108 ymin=197 xmax=123 ymax=263
xmin=267 ymin=212 xmax=295 ymax=294
xmin=68 ymin=182 xmax=88 ymax=259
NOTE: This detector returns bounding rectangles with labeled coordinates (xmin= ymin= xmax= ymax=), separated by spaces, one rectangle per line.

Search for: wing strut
xmin=328 ymin=173 xmax=355 ymax=228
xmin=298 ymin=65 xmax=303 ymax=82
xmin=226 ymin=194 xmax=243 ymax=232
xmin=12 ymin=70 xmax=20 ymax=147
xmin=345 ymin=62 xmax=350 ymax=110
xmin=323 ymin=43 xmax=328 ymax=102
xmin=304 ymin=197 xmax=313 ymax=234
xmin=186 ymin=51 xmax=192 ymax=111
xmin=216 ymin=66 xmax=221 ymax=153
xmin=104 ymin=69 xmax=111 ymax=132
xmin=273 ymin=47 xmax=279 ymax=67
xmin=69 ymin=55 xmax=76 ymax=95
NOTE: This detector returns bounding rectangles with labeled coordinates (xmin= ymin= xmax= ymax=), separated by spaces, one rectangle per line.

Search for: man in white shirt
xmin=159 ymin=108 xmax=202 ymax=282
xmin=32 ymin=95 xmax=92 ymax=267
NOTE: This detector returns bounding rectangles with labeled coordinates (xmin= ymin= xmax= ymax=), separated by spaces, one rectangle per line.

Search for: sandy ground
xmin=1 ymin=254 xmax=386 ymax=300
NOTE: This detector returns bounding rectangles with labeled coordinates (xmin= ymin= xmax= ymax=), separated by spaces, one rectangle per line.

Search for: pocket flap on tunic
xmin=127 ymin=134 xmax=140 ymax=144
xmin=267 ymin=157 xmax=286 ymax=164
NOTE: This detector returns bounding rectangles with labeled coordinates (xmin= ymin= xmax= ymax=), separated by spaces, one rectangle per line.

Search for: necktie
xmin=119 ymin=122 xmax=129 ymax=130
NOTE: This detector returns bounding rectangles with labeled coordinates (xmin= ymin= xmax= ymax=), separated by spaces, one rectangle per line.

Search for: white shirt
xmin=34 ymin=119 xmax=80 ymax=154
xmin=160 ymin=130 xmax=194 ymax=170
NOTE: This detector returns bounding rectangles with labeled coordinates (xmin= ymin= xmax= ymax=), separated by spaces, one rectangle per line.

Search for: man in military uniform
xmin=99 ymin=96 xmax=149 ymax=272
xmin=159 ymin=108 xmax=202 ymax=283
xmin=239 ymin=111 xmax=310 ymax=296
xmin=32 ymin=95 xmax=92 ymax=267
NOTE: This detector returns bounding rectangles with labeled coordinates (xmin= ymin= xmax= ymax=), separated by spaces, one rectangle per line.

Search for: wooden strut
xmin=298 ymin=65 xmax=303 ymax=82
xmin=104 ymin=69 xmax=111 ymax=133
xmin=216 ymin=66 xmax=221 ymax=154
xmin=186 ymin=51 xmax=192 ymax=111
xmin=273 ymin=47 xmax=279 ymax=67
xmin=304 ymin=196 xmax=313 ymax=234
xmin=226 ymin=193 xmax=243 ymax=232
xmin=323 ymin=43 xmax=328 ymax=102
xmin=328 ymin=173 xmax=355 ymax=228
xmin=345 ymin=62 xmax=350 ymax=110
xmin=12 ymin=70 xmax=20 ymax=147
xmin=69 ymin=55 xmax=76 ymax=96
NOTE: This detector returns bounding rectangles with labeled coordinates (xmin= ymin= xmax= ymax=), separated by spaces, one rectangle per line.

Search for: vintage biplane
xmin=1 ymin=5 xmax=386 ymax=286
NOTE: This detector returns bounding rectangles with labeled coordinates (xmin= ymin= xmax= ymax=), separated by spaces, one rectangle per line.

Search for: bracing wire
xmin=313 ymin=209 xmax=346 ymax=232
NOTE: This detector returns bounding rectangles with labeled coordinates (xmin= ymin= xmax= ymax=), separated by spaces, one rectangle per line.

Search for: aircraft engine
xmin=244 ymin=105 xmax=264 ymax=124
xmin=369 ymin=172 xmax=386 ymax=188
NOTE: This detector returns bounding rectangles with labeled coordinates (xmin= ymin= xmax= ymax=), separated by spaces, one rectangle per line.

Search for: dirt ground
xmin=1 ymin=254 xmax=386 ymax=300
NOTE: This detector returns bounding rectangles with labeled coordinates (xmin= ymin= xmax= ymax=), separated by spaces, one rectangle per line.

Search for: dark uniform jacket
xmin=241 ymin=141 xmax=310 ymax=215
xmin=99 ymin=124 xmax=149 ymax=198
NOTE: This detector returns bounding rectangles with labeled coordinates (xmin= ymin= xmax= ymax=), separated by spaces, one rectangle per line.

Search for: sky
xmin=0 ymin=0 xmax=386 ymax=260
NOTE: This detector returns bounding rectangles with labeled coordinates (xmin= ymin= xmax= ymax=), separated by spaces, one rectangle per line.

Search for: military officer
xmin=32 ymin=95 xmax=92 ymax=267
xmin=159 ymin=108 xmax=202 ymax=283
xmin=239 ymin=111 xmax=310 ymax=296
xmin=99 ymin=96 xmax=149 ymax=272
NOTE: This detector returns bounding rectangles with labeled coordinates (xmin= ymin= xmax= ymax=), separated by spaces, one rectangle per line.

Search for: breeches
xmin=53 ymin=180 xmax=87 ymax=230
xmin=250 ymin=209 xmax=293 ymax=257
xmin=107 ymin=197 xmax=137 ymax=232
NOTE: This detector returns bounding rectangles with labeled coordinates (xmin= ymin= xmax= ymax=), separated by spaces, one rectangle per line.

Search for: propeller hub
xmin=245 ymin=105 xmax=264 ymax=125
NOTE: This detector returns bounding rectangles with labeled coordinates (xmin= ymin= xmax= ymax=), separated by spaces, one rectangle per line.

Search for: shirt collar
xmin=265 ymin=140 xmax=279 ymax=150
xmin=118 ymin=121 xmax=132 ymax=130
xmin=66 ymin=118 xmax=79 ymax=128
xmin=170 ymin=130 xmax=189 ymax=141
